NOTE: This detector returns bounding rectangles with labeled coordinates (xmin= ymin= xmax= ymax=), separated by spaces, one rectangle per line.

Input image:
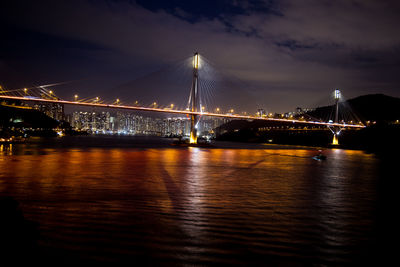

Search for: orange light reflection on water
xmin=0 ymin=145 xmax=381 ymax=264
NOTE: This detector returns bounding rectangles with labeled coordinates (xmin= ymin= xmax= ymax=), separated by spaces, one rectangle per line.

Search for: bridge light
xmin=74 ymin=95 xmax=78 ymax=101
xmin=193 ymin=52 xmax=200 ymax=69
xmin=334 ymin=89 xmax=340 ymax=100
xmin=216 ymin=107 xmax=220 ymax=112
xmin=49 ymin=90 xmax=53 ymax=94
xmin=170 ymin=103 xmax=174 ymax=109
xmin=24 ymin=88 xmax=28 ymax=93
xmin=116 ymin=98 xmax=120 ymax=104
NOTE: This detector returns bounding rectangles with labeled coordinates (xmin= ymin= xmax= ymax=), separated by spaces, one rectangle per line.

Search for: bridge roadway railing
xmin=0 ymin=95 xmax=365 ymax=129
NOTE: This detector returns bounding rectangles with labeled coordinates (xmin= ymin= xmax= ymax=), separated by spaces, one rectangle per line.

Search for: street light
xmin=216 ymin=107 xmax=220 ymax=113
xmin=116 ymin=98 xmax=120 ymax=104
xmin=74 ymin=95 xmax=78 ymax=101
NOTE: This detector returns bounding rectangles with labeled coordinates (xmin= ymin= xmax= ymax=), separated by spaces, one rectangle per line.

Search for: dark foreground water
xmin=0 ymin=136 xmax=395 ymax=265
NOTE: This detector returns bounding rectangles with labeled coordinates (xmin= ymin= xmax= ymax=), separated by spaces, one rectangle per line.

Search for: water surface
xmin=0 ymin=136 xmax=391 ymax=265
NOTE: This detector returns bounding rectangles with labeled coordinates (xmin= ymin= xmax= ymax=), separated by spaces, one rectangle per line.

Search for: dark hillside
xmin=0 ymin=105 xmax=59 ymax=129
xmin=307 ymin=94 xmax=400 ymax=123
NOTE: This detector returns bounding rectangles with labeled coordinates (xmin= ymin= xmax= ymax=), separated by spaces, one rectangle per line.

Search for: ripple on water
xmin=0 ymin=138 xmax=384 ymax=265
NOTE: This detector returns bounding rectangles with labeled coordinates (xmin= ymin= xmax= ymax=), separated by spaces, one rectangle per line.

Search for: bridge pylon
xmin=189 ymin=52 xmax=200 ymax=144
xmin=330 ymin=89 xmax=341 ymax=145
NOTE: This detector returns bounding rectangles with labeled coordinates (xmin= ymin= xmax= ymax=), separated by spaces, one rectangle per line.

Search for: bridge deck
xmin=0 ymin=95 xmax=365 ymax=128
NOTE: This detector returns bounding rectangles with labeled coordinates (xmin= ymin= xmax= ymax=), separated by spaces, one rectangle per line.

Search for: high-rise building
xmin=72 ymin=111 xmax=110 ymax=133
xmin=34 ymin=103 xmax=64 ymax=121
xmin=257 ymin=108 xmax=266 ymax=117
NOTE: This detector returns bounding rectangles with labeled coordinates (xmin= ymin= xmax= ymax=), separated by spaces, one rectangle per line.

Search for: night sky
xmin=1 ymin=0 xmax=400 ymax=113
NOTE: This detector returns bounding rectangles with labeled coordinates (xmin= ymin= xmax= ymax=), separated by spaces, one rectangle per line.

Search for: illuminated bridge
xmin=0 ymin=53 xmax=365 ymax=144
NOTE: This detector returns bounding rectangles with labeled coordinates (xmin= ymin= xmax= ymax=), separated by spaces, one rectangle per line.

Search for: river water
xmin=0 ymin=136 xmax=394 ymax=265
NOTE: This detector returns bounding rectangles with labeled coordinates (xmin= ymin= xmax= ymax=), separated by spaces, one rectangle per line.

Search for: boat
xmin=312 ymin=154 xmax=327 ymax=161
xmin=312 ymin=150 xmax=327 ymax=161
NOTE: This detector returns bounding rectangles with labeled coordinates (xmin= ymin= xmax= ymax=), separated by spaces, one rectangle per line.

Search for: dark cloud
xmin=1 ymin=0 xmax=399 ymax=112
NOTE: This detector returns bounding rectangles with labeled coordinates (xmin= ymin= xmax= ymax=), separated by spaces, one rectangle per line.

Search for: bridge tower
xmin=189 ymin=52 xmax=200 ymax=144
xmin=331 ymin=89 xmax=341 ymax=145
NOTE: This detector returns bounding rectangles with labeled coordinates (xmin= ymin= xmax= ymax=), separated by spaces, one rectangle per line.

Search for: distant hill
xmin=307 ymin=94 xmax=400 ymax=123
xmin=0 ymin=104 xmax=59 ymax=129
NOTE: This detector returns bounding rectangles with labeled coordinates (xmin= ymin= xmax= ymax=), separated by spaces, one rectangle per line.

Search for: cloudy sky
xmin=1 ymin=0 xmax=400 ymax=112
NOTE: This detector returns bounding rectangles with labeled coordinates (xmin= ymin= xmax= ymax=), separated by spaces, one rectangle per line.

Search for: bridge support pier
xmin=190 ymin=114 xmax=198 ymax=144
xmin=332 ymin=133 xmax=339 ymax=145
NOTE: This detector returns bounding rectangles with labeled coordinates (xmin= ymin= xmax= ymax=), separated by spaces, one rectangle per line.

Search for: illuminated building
xmin=72 ymin=111 xmax=110 ymax=133
xmin=34 ymin=103 xmax=64 ymax=121
xmin=68 ymin=110 xmax=227 ymax=137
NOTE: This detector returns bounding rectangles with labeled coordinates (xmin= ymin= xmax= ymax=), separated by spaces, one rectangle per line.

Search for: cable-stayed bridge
xmin=0 ymin=53 xmax=365 ymax=144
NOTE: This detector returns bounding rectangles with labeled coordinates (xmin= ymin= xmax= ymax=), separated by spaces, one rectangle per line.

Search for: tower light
xmin=334 ymin=89 xmax=340 ymax=100
xmin=193 ymin=52 xmax=199 ymax=69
